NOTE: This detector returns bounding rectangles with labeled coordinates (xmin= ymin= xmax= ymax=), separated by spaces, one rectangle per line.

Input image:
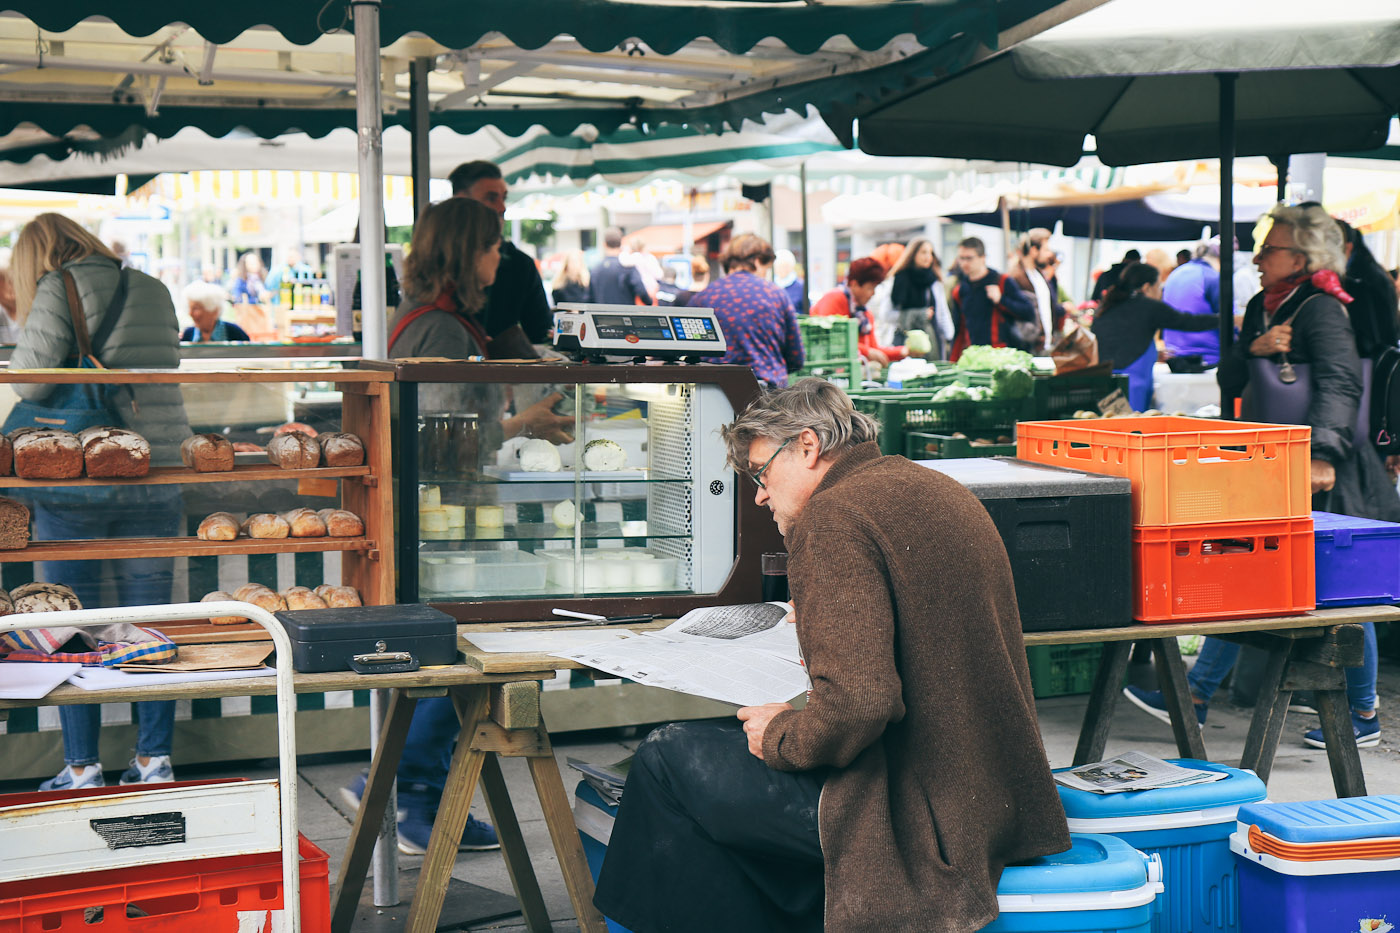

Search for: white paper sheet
xmin=0 ymin=662 xmax=82 ymax=699
xmin=464 ymin=631 xmax=633 ymax=654
xmin=66 ymin=666 xmax=276 ymax=692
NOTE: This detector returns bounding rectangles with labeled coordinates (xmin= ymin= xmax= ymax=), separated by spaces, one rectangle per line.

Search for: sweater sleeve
xmin=763 ymin=514 xmax=906 ymax=771
xmin=1298 ymin=296 xmax=1362 ymax=465
xmin=782 ymin=297 xmax=805 ymax=372
xmin=9 ymin=271 xmax=76 ymax=401
xmin=999 ymin=277 xmax=1036 ymax=321
xmin=1149 ymin=300 xmax=1219 ymax=333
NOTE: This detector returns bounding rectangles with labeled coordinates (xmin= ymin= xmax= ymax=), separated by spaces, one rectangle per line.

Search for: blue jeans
xmin=35 ymin=502 xmax=180 ymax=767
xmin=1187 ymin=629 xmax=1378 ymax=713
xmin=396 ymin=696 xmax=459 ymax=813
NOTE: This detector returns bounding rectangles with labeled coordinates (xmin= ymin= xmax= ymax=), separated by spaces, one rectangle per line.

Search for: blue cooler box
xmin=574 ymin=781 xmax=633 ymax=933
xmin=1231 ymin=796 xmax=1400 ymax=933
xmin=1055 ymin=759 xmax=1267 ymax=933
xmin=983 ymin=834 xmax=1162 ymax=933
xmin=1312 ymin=511 xmax=1400 ymax=607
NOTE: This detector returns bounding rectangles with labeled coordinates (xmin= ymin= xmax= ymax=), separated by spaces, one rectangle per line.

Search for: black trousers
xmin=593 ymin=720 xmax=826 ymax=933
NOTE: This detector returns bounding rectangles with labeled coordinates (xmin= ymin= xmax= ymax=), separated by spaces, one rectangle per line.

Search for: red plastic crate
xmin=1132 ymin=517 xmax=1315 ymax=622
xmin=0 ymin=835 xmax=328 ymax=932
xmin=1017 ymin=416 xmax=1311 ymax=526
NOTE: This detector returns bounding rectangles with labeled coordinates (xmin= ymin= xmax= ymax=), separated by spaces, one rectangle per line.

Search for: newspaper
xmin=567 ymin=756 xmax=631 ymax=806
xmin=550 ymin=602 xmax=808 ymax=707
xmin=1054 ymin=751 xmax=1229 ymax=795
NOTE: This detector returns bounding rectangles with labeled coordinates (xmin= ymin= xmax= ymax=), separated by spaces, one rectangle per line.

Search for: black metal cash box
xmin=272 ymin=604 xmax=459 ymax=673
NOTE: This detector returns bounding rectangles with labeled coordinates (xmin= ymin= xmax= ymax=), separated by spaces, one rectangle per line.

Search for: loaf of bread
xmin=197 ymin=512 xmax=241 ymax=541
xmin=0 ymin=496 xmax=29 ymax=550
xmin=77 ymin=426 xmax=150 ymax=478
xmin=273 ymin=422 xmax=318 ymax=438
xmin=283 ymin=586 xmax=329 ymax=611
xmin=281 ymin=508 xmax=328 ymax=538
xmin=10 ymin=428 xmax=82 ymax=479
xmin=232 ymin=583 xmax=287 ymax=613
xmin=181 ymin=434 xmax=235 ymax=472
xmin=0 ymin=587 xmax=13 ymax=616
xmin=316 ymin=508 xmax=365 ymax=537
xmin=314 ymin=584 xmax=362 ymax=608
xmin=11 ymin=582 xmax=82 ymax=613
xmin=243 ymin=513 xmax=290 ymax=539
xmin=267 ymin=432 xmax=320 ymax=470
xmin=201 ymin=591 xmax=246 ymax=625
xmin=318 ymin=432 xmax=365 ymax=467
xmin=0 ymin=433 xmax=11 ymax=476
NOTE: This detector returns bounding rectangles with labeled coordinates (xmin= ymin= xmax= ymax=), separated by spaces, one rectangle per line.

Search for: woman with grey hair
xmin=180 ymin=281 xmax=249 ymax=342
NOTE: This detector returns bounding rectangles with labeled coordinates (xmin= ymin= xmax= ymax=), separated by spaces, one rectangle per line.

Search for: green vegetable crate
xmin=794 ymin=361 xmax=857 ymax=387
xmin=797 ymin=316 xmax=860 ymax=376
xmin=1030 ymin=369 xmax=1129 ymax=419
xmin=905 ymin=431 xmax=1017 ymax=460
xmin=872 ymin=396 xmax=1030 ymax=455
xmin=1025 ymin=642 xmax=1103 ymax=698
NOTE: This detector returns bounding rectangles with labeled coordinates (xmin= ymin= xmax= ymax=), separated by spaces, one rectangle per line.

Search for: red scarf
xmin=1263 ymin=270 xmax=1353 ymax=315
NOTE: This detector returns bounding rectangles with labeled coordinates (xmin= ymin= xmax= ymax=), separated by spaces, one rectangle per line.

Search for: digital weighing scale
xmin=553 ymin=303 xmax=727 ymax=362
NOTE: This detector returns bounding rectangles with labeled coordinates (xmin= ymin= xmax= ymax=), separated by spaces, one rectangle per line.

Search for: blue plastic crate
xmin=1055 ymin=759 xmax=1266 ymax=933
xmin=574 ymin=781 xmax=633 ymax=933
xmin=983 ymin=834 xmax=1162 ymax=933
xmin=1312 ymin=510 xmax=1400 ymax=607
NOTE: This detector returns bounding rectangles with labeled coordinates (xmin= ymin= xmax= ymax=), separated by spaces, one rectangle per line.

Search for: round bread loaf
xmin=181 ymin=434 xmax=235 ymax=472
xmin=197 ymin=512 xmax=241 ymax=541
xmin=316 ymin=508 xmax=364 ymax=537
xmin=0 ymin=496 xmax=30 ymax=550
xmin=318 ymin=432 xmax=365 ymax=467
xmin=267 ymin=432 xmax=321 ymax=470
xmin=77 ymin=426 xmax=150 ymax=478
xmin=0 ymin=587 xmax=14 ymax=616
xmin=10 ymin=428 xmax=82 ymax=479
xmin=232 ymin=583 xmax=287 ymax=613
xmin=314 ymin=584 xmax=363 ymax=608
xmin=283 ymin=586 xmax=330 ymax=611
xmin=201 ymin=591 xmax=246 ymax=625
xmin=281 ymin=508 xmax=328 ymax=538
xmin=243 ymin=513 xmax=291 ymax=539
xmin=11 ymin=582 xmax=82 ymax=613
xmin=0 ymin=433 xmax=12 ymax=476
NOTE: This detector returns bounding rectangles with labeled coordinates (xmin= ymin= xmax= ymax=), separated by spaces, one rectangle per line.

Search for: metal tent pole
xmin=799 ymin=162 xmax=810 ymax=313
xmin=410 ymin=56 xmax=433 ymax=224
xmin=354 ymin=0 xmax=387 ymax=361
xmin=1218 ymin=72 xmax=1237 ymax=418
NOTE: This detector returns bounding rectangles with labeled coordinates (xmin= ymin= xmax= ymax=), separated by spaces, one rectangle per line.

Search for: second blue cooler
xmin=1055 ymin=759 xmax=1267 ymax=933
xmin=573 ymin=780 xmax=633 ymax=933
xmin=982 ymin=833 xmax=1162 ymax=933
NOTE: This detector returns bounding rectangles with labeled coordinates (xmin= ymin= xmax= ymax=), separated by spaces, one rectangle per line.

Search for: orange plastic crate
xmin=0 ymin=835 xmax=328 ymax=932
xmin=1132 ymin=517 xmax=1315 ymax=622
xmin=1017 ymin=416 xmax=1311 ymax=526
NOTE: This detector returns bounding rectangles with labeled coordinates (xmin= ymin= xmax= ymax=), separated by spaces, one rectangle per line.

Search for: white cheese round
xmin=519 ymin=438 xmax=563 ymax=472
xmin=552 ymin=499 xmax=577 ymax=530
xmin=582 ymin=438 xmax=627 ymax=471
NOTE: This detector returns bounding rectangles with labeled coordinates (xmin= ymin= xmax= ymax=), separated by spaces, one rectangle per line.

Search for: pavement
xmin=8 ymin=654 xmax=1400 ymax=931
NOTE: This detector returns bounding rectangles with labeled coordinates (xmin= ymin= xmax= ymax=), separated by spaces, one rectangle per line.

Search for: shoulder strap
xmin=61 ymin=270 xmax=94 ymax=362
xmin=387 ymin=304 xmax=439 ymax=352
xmin=388 ymin=303 xmax=492 ymax=356
xmin=72 ymin=262 xmax=130 ymax=367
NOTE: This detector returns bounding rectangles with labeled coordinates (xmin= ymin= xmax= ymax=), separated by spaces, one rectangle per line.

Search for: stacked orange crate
xmin=1017 ymin=416 xmax=1315 ymax=622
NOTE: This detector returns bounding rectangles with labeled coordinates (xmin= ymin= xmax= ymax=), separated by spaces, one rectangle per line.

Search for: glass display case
xmin=376 ymin=361 xmax=783 ymax=621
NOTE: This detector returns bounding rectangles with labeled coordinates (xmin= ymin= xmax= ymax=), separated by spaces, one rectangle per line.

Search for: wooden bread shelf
xmin=0 ymin=464 xmax=371 ymax=488
xmin=0 ymin=368 xmax=393 ymax=385
xmin=0 ymin=536 xmax=376 ymax=563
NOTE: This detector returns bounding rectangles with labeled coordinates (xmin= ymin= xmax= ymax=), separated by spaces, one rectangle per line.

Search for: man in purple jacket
xmin=1161 ymin=240 xmax=1222 ymax=365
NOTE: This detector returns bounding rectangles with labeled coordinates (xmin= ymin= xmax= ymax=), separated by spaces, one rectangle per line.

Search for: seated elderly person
xmin=592 ymin=378 xmax=1069 ymax=933
xmin=180 ymin=282 xmax=250 ymax=343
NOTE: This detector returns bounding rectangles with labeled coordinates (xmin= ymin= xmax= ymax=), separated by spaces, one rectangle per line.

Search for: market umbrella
xmin=825 ymin=0 xmax=1400 ymax=413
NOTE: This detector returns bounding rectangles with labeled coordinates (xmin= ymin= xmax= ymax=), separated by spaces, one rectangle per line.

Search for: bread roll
xmin=202 ymin=591 xmax=246 ymax=625
xmin=77 ymin=426 xmax=150 ymax=478
xmin=10 ymin=428 xmax=82 ymax=479
xmin=11 ymin=582 xmax=82 ymax=613
xmin=197 ymin=512 xmax=242 ymax=541
xmin=181 ymin=434 xmax=235 ymax=472
xmin=314 ymin=584 xmax=362 ymax=608
xmin=0 ymin=433 xmax=12 ymax=476
xmin=267 ymin=431 xmax=320 ymax=470
xmin=281 ymin=508 xmax=327 ymax=538
xmin=0 ymin=587 xmax=14 ymax=616
xmin=0 ymin=496 xmax=30 ymax=550
xmin=318 ymin=432 xmax=365 ymax=467
xmin=243 ymin=513 xmax=291 ymax=539
xmin=283 ymin=586 xmax=329 ymax=611
xmin=273 ymin=422 xmax=318 ymax=438
xmin=232 ymin=583 xmax=287 ymax=613
xmin=316 ymin=508 xmax=364 ymax=537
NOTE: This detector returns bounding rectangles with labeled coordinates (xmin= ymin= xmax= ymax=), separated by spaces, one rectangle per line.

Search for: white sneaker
xmin=118 ymin=755 xmax=175 ymax=785
xmin=39 ymin=765 xmax=105 ymax=792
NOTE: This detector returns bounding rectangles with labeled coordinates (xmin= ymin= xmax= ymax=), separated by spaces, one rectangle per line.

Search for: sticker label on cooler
xmin=89 ymin=811 xmax=188 ymax=849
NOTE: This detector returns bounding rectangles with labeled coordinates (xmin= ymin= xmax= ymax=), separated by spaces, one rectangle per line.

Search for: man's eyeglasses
xmin=750 ymin=438 xmax=792 ymax=489
xmin=1257 ymin=245 xmax=1303 ymax=258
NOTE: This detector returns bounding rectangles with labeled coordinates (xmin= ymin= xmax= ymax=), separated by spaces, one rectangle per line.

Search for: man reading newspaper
xmin=592 ymin=378 xmax=1070 ymax=933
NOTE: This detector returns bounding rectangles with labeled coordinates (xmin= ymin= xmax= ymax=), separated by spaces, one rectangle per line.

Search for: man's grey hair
xmin=720 ymin=378 xmax=879 ymax=473
xmin=183 ymin=280 xmax=227 ymax=311
xmin=1268 ymin=204 xmax=1346 ymax=275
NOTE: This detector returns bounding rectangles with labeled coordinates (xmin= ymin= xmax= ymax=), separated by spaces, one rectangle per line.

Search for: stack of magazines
xmin=1054 ymin=751 xmax=1229 ymax=795
xmin=568 ymin=756 xmax=631 ymax=806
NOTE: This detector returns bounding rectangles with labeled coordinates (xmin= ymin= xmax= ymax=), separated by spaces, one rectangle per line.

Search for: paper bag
xmin=1052 ymin=324 xmax=1099 ymax=374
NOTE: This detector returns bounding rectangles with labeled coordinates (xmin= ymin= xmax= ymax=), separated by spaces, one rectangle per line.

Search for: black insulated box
xmin=273 ymin=604 xmax=459 ymax=673
xmin=918 ymin=457 xmax=1133 ymax=632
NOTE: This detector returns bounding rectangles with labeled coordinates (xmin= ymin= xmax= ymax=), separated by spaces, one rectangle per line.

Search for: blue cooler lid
xmin=573 ymin=780 xmax=621 ymax=818
xmin=1055 ymin=759 xmax=1266 ymax=820
xmin=998 ymin=834 xmax=1147 ymax=896
xmin=1312 ymin=510 xmax=1400 ymax=540
xmin=1237 ymin=796 xmax=1400 ymax=844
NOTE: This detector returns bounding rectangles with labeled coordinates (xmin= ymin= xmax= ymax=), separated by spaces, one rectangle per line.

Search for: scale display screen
xmin=593 ymin=314 xmax=675 ymax=340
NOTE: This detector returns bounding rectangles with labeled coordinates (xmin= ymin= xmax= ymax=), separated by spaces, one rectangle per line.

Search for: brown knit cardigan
xmin=762 ymin=442 xmax=1070 ymax=932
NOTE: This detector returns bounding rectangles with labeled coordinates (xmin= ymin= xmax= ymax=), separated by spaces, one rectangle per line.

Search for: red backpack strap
xmin=388 ymin=303 xmax=492 ymax=356
xmin=388 ymin=304 xmax=438 ymax=353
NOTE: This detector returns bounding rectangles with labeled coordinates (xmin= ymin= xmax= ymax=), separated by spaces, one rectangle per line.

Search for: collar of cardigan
xmin=813 ymin=440 xmax=882 ymax=498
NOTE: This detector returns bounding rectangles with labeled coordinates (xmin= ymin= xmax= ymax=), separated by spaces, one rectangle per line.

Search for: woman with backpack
xmin=888 ymin=238 xmax=954 ymax=359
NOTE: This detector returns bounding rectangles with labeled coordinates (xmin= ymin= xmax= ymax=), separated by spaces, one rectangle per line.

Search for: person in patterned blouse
xmin=692 ymin=234 xmax=804 ymax=387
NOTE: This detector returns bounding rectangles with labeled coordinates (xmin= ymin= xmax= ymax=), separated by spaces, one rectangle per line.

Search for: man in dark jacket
xmin=449 ymin=160 xmax=553 ymax=343
xmin=594 ymin=379 xmax=1070 ymax=933
xmin=948 ymin=235 xmax=1034 ymax=360
xmin=587 ymin=227 xmax=653 ymax=305
xmin=1092 ymin=249 xmax=1141 ymax=303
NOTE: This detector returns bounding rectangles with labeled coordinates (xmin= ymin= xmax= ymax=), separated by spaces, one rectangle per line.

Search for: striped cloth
xmin=1 ymin=626 xmax=177 ymax=667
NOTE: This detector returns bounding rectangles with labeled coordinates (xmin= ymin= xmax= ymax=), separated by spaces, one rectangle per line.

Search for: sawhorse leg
xmin=1074 ymin=641 xmax=1132 ymax=765
xmin=1239 ymin=642 xmax=1292 ymax=784
xmin=1151 ymin=637 xmax=1208 ymax=760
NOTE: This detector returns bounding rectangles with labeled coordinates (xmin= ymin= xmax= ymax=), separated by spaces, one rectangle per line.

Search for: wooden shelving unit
xmin=0 ymin=464 xmax=372 ymax=488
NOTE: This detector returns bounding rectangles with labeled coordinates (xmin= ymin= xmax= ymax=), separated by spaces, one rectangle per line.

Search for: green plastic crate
xmin=896 ymin=371 xmax=995 ymax=391
xmin=793 ymin=361 xmax=857 ymax=386
xmin=1025 ymin=642 xmax=1103 ymax=698
xmin=904 ymin=431 xmax=1017 ymax=460
xmin=873 ymin=396 xmax=1029 ymax=455
xmin=1030 ymin=370 xmax=1129 ymax=419
xmin=797 ymin=316 xmax=860 ymax=369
